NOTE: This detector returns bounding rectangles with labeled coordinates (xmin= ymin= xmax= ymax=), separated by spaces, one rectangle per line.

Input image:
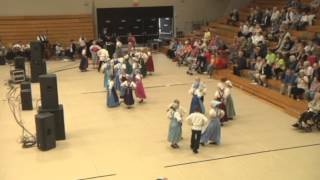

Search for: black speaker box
xmin=38 ymin=104 xmax=65 ymax=140
xmin=35 ymin=112 xmax=56 ymax=151
xmin=21 ymin=89 xmax=33 ymax=110
xmin=30 ymin=41 xmax=44 ymax=64
xmin=20 ymin=81 xmax=31 ymax=90
xmin=39 ymin=74 xmax=59 ymax=109
xmin=14 ymin=56 xmax=26 ymax=71
xmin=30 ymin=60 xmax=47 ymax=82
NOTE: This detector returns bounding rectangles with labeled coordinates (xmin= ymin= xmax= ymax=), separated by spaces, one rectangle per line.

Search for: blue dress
xmin=114 ymin=68 xmax=122 ymax=91
xmin=189 ymin=95 xmax=205 ymax=114
xmin=103 ymin=63 xmax=113 ymax=89
xmin=200 ymin=108 xmax=221 ymax=144
xmin=107 ymin=85 xmax=120 ymax=108
xmin=167 ymin=111 xmax=182 ymax=144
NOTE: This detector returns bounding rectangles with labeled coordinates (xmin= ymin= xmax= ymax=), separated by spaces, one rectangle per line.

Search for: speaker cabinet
xmin=30 ymin=41 xmax=44 ymax=64
xmin=21 ymin=90 xmax=33 ymax=110
xmin=38 ymin=104 xmax=65 ymax=140
xmin=35 ymin=112 xmax=56 ymax=151
xmin=20 ymin=81 xmax=31 ymax=90
xmin=14 ymin=56 xmax=26 ymax=71
xmin=30 ymin=60 xmax=47 ymax=83
xmin=39 ymin=74 xmax=58 ymax=109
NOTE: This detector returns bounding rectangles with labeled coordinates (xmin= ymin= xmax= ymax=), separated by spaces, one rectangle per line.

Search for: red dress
xmin=146 ymin=53 xmax=154 ymax=72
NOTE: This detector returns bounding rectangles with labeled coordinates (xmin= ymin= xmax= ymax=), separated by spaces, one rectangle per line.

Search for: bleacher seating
xmin=0 ymin=15 xmax=95 ymax=46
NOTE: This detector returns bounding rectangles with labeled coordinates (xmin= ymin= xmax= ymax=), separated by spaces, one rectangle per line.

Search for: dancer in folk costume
xmin=125 ymin=55 xmax=133 ymax=75
xmin=128 ymin=33 xmax=136 ymax=50
xmin=101 ymin=59 xmax=113 ymax=89
xmin=189 ymin=77 xmax=207 ymax=114
xmin=145 ymin=49 xmax=155 ymax=75
xmin=79 ymin=45 xmax=88 ymax=72
xmin=167 ymin=99 xmax=183 ymax=149
xmin=121 ymin=76 xmax=136 ymax=108
xmin=114 ymin=37 xmax=123 ymax=58
xmin=97 ymin=48 xmax=109 ymax=72
xmin=214 ymin=82 xmax=228 ymax=125
xmin=106 ymin=75 xmax=120 ymax=108
xmin=137 ymin=51 xmax=148 ymax=77
xmin=200 ymin=100 xmax=224 ymax=145
xmin=224 ymin=80 xmax=236 ymax=120
xmin=89 ymin=41 xmax=101 ymax=69
xmin=132 ymin=57 xmax=141 ymax=75
xmin=113 ymin=58 xmax=126 ymax=92
xmin=134 ymin=69 xmax=147 ymax=103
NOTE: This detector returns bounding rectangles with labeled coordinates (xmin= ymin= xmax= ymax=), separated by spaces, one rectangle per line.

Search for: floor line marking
xmin=77 ymin=173 xmax=116 ymax=180
xmin=164 ymin=143 xmax=320 ymax=168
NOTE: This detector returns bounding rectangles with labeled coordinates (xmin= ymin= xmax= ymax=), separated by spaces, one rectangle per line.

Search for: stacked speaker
xmin=20 ymin=82 xmax=33 ymax=110
xmin=30 ymin=41 xmax=47 ymax=83
xmin=35 ymin=74 xmax=66 ymax=151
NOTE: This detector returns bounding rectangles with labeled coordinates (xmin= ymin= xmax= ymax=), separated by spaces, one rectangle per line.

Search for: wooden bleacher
xmin=176 ymin=0 xmax=318 ymax=118
xmin=0 ymin=14 xmax=95 ymax=47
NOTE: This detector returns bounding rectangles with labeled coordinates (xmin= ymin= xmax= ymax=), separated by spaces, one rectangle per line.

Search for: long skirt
xmin=140 ymin=60 xmax=147 ymax=77
xmin=146 ymin=56 xmax=155 ymax=72
xmin=79 ymin=56 xmax=88 ymax=71
xmin=135 ymin=80 xmax=146 ymax=99
xmin=189 ymin=95 xmax=205 ymax=114
xmin=225 ymin=96 xmax=236 ymax=119
xmin=124 ymin=88 xmax=135 ymax=106
xmin=92 ymin=53 xmax=98 ymax=65
xmin=107 ymin=87 xmax=120 ymax=108
xmin=218 ymin=103 xmax=228 ymax=123
xmin=167 ymin=118 xmax=182 ymax=144
xmin=126 ymin=61 xmax=133 ymax=75
xmin=200 ymin=118 xmax=221 ymax=144
xmin=114 ymin=74 xmax=121 ymax=91
xmin=104 ymin=72 xmax=110 ymax=89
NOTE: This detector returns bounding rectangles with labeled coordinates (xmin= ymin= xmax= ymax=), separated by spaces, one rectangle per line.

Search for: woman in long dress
xmin=224 ymin=80 xmax=236 ymax=120
xmin=121 ymin=76 xmax=136 ymax=108
xmin=134 ymin=70 xmax=147 ymax=103
xmin=214 ymin=82 xmax=228 ymax=125
xmin=145 ymin=50 xmax=155 ymax=75
xmin=200 ymin=100 xmax=224 ymax=145
xmin=107 ymin=76 xmax=120 ymax=108
xmin=102 ymin=60 xmax=113 ymax=89
xmin=189 ymin=78 xmax=206 ymax=114
xmin=167 ymin=99 xmax=183 ymax=149
xmin=79 ymin=46 xmax=88 ymax=72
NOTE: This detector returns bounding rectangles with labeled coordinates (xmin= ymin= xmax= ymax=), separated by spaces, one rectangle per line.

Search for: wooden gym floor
xmin=0 ymin=54 xmax=319 ymax=180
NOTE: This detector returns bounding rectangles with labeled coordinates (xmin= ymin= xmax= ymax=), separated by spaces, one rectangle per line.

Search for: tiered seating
xmin=0 ymin=15 xmax=94 ymax=46
xmin=177 ymin=0 xmax=319 ymax=117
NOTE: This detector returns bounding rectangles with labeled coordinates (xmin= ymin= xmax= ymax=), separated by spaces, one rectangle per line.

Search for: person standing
xmin=107 ymin=75 xmax=120 ymax=108
xmin=200 ymin=100 xmax=224 ymax=145
xmin=97 ymin=48 xmax=110 ymax=72
xmin=189 ymin=77 xmax=206 ymax=114
xmin=224 ymin=80 xmax=236 ymax=120
xmin=214 ymin=82 xmax=228 ymax=125
xmin=145 ymin=49 xmax=155 ymax=75
xmin=167 ymin=100 xmax=183 ymax=149
xmin=134 ymin=70 xmax=146 ymax=103
xmin=121 ymin=76 xmax=136 ymax=108
xmin=89 ymin=41 xmax=101 ymax=69
xmin=79 ymin=45 xmax=88 ymax=72
xmin=187 ymin=107 xmax=208 ymax=154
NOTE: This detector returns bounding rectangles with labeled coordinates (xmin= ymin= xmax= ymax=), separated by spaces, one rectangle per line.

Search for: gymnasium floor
xmin=0 ymin=53 xmax=319 ymax=180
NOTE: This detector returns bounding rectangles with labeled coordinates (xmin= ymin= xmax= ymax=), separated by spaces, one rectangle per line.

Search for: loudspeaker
xmin=39 ymin=74 xmax=59 ymax=109
xmin=30 ymin=41 xmax=44 ymax=64
xmin=20 ymin=82 xmax=32 ymax=110
xmin=14 ymin=56 xmax=26 ymax=71
xmin=20 ymin=81 xmax=31 ymax=90
xmin=30 ymin=60 xmax=47 ymax=83
xmin=35 ymin=112 xmax=56 ymax=151
xmin=38 ymin=105 xmax=65 ymax=140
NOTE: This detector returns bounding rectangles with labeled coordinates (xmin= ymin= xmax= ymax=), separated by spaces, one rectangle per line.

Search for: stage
xmin=0 ymin=54 xmax=319 ymax=180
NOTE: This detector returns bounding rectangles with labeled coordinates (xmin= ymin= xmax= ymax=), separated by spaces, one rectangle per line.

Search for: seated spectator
xmin=280 ymin=69 xmax=297 ymax=96
xmin=256 ymin=58 xmax=273 ymax=87
xmin=273 ymin=53 xmax=286 ymax=79
xmin=312 ymin=32 xmax=320 ymax=46
xmin=252 ymin=32 xmax=265 ymax=46
xmin=310 ymin=0 xmax=320 ymax=12
xmin=307 ymin=51 xmax=318 ymax=66
xmin=266 ymin=49 xmax=277 ymax=65
xmin=297 ymin=12 xmax=309 ymax=30
xmin=238 ymin=22 xmax=251 ymax=38
xmin=251 ymin=56 xmax=263 ymax=82
xmin=291 ymin=69 xmax=309 ymax=100
xmin=233 ymin=50 xmax=247 ymax=76
xmin=167 ymin=39 xmax=177 ymax=59
xmin=261 ymin=8 xmax=272 ymax=29
xmin=203 ymin=29 xmax=211 ymax=43
xmin=248 ymin=47 xmax=262 ymax=69
xmin=271 ymin=7 xmax=281 ymax=24
xmin=306 ymin=76 xmax=320 ymax=100
xmin=227 ymin=9 xmax=240 ymax=26
xmin=55 ymin=42 xmax=64 ymax=60
xmin=278 ymin=36 xmax=294 ymax=54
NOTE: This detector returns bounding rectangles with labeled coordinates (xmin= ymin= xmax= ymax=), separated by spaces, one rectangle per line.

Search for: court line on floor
xmin=80 ymin=82 xmax=194 ymax=94
xmin=164 ymin=143 xmax=320 ymax=168
xmin=49 ymin=65 xmax=79 ymax=73
xmin=77 ymin=173 xmax=116 ymax=180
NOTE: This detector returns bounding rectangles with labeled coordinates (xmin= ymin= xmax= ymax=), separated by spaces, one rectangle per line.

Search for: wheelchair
xmin=294 ymin=111 xmax=320 ymax=132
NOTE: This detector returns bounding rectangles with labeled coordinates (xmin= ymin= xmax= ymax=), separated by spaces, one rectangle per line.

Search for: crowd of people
xmin=167 ymin=77 xmax=236 ymax=153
